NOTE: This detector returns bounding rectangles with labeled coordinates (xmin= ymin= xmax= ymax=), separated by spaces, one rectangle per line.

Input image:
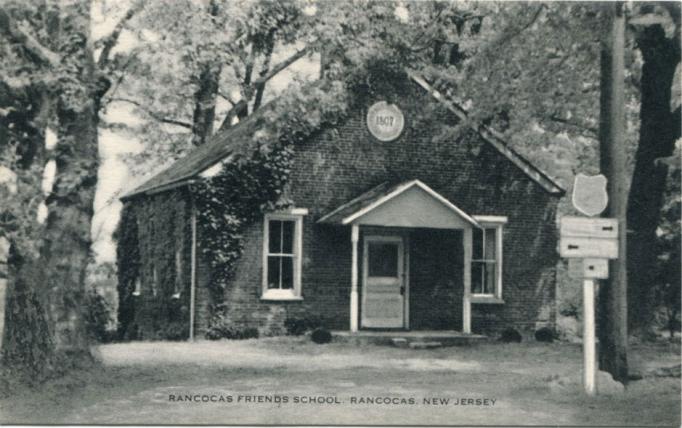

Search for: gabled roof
xmin=122 ymin=71 xmax=565 ymax=201
xmin=318 ymin=179 xmax=480 ymax=228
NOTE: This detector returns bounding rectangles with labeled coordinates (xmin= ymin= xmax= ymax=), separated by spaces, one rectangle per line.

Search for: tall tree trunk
xmin=42 ymin=0 xmax=99 ymax=357
xmin=598 ymin=2 xmax=628 ymax=384
xmin=1 ymin=84 xmax=53 ymax=380
xmin=2 ymin=246 xmax=54 ymax=381
xmin=190 ymin=62 xmax=221 ymax=147
xmin=627 ymin=22 xmax=681 ymax=336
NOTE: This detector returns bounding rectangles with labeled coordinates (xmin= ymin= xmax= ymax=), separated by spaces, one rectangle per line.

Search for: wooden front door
xmin=362 ymin=235 xmax=405 ymax=328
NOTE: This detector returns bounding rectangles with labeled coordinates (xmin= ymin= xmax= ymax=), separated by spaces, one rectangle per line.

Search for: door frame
xmin=361 ymin=234 xmax=409 ymax=329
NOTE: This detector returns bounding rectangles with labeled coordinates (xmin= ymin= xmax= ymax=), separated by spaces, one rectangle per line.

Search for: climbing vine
xmin=193 ymin=145 xmax=295 ymax=298
xmin=193 ymin=75 xmax=356 ymax=298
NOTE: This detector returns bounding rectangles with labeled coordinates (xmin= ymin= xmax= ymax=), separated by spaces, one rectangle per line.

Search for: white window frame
xmin=261 ymin=209 xmax=307 ymax=301
xmin=471 ymin=216 xmax=506 ymax=303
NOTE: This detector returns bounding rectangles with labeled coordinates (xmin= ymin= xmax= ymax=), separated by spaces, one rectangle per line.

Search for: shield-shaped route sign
xmin=572 ymin=173 xmax=608 ymax=217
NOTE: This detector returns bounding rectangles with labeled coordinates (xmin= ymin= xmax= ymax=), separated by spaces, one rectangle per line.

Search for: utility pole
xmin=598 ymin=1 xmax=629 ymax=383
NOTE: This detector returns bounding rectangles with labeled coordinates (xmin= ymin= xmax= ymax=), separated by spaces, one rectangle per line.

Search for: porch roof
xmin=317 ymin=179 xmax=480 ymax=229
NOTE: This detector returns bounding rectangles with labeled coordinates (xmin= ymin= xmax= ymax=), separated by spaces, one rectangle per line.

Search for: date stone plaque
xmin=367 ymin=101 xmax=405 ymax=142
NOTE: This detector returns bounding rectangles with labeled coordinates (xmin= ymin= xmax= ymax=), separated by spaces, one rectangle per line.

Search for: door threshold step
xmin=333 ymin=331 xmax=488 ymax=347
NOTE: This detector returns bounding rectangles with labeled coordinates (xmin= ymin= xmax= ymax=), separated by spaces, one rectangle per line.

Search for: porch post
xmin=463 ymin=227 xmax=472 ymax=334
xmin=350 ymin=224 xmax=359 ymax=332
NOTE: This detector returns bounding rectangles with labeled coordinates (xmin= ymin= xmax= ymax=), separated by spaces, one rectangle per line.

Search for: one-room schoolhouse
xmin=117 ymin=68 xmax=564 ymax=341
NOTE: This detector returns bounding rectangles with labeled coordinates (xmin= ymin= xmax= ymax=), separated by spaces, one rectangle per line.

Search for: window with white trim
xmin=471 ymin=222 xmax=504 ymax=300
xmin=262 ymin=212 xmax=305 ymax=300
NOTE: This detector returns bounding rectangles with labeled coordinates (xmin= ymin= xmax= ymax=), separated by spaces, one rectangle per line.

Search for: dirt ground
xmin=1 ymin=337 xmax=679 ymax=426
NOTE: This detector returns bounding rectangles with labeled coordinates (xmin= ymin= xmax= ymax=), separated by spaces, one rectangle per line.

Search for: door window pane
xmin=368 ymin=242 xmax=399 ymax=277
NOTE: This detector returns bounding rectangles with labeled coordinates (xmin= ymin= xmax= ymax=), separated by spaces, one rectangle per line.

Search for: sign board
xmin=367 ymin=101 xmax=405 ymax=142
xmin=560 ymin=217 xmax=618 ymax=239
xmin=560 ymin=237 xmax=619 ymax=259
xmin=572 ymin=173 xmax=608 ymax=217
xmin=583 ymin=258 xmax=609 ymax=279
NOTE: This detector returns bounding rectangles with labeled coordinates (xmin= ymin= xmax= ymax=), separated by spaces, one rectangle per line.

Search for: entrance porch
xmin=318 ymin=179 xmax=481 ymax=334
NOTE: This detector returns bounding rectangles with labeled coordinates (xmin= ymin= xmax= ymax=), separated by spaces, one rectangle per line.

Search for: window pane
xmin=267 ymin=256 xmax=281 ymax=289
xmin=269 ymin=220 xmax=282 ymax=253
xmin=368 ymin=242 xmax=399 ymax=277
xmin=484 ymin=262 xmax=496 ymax=294
xmin=472 ymin=262 xmax=484 ymax=294
xmin=484 ymin=228 xmax=496 ymax=260
xmin=281 ymin=220 xmax=294 ymax=254
xmin=281 ymin=257 xmax=294 ymax=289
xmin=473 ymin=228 xmax=483 ymax=259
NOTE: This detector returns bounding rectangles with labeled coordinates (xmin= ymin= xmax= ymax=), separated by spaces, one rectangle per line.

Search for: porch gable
xmin=318 ymin=179 xmax=479 ymax=229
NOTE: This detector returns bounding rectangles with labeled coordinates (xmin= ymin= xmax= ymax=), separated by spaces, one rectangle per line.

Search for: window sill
xmin=470 ymin=295 xmax=504 ymax=304
xmin=261 ymin=290 xmax=303 ymax=302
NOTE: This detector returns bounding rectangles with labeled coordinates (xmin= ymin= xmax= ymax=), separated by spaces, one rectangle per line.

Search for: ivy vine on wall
xmin=193 ymin=76 xmax=355 ymax=300
xmin=114 ymin=203 xmax=140 ymax=339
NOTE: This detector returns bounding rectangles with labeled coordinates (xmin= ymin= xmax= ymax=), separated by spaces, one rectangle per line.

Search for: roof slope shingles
xmin=120 ymin=101 xmax=273 ymax=200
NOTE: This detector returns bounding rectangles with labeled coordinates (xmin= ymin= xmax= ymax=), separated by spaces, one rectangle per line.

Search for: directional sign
xmin=560 ymin=237 xmax=619 ymax=259
xmin=583 ymin=258 xmax=609 ymax=279
xmin=560 ymin=217 xmax=618 ymax=239
xmin=572 ymin=173 xmax=608 ymax=217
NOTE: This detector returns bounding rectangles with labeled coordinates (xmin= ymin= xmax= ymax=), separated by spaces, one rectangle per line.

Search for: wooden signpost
xmin=560 ymin=174 xmax=619 ymax=396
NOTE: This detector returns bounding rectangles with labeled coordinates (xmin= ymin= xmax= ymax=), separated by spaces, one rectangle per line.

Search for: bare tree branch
xmin=253 ymin=30 xmax=276 ymax=111
xmin=96 ymin=1 xmax=145 ymax=69
xmin=0 ymin=8 xmax=60 ymax=67
xmin=217 ymin=47 xmax=309 ymax=130
xmin=109 ymin=97 xmax=192 ymax=129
